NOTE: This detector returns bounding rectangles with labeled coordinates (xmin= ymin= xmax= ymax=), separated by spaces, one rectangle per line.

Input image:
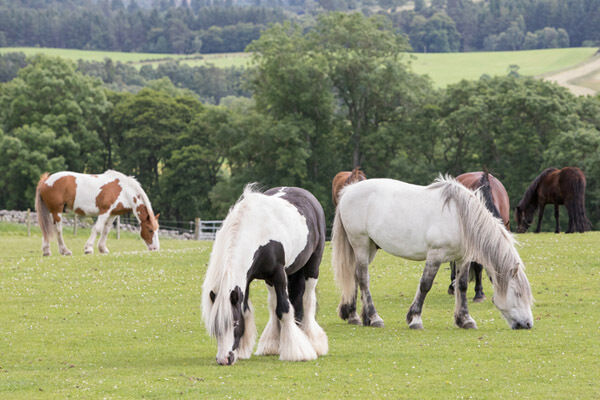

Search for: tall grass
xmin=1 ymin=222 xmax=598 ymax=398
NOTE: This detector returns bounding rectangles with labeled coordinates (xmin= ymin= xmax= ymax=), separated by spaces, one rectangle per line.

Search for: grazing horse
xmin=202 ymin=185 xmax=328 ymax=365
xmin=332 ymin=167 xmax=367 ymax=207
xmin=35 ymin=170 xmax=160 ymax=256
xmin=332 ymin=176 xmax=533 ymax=330
xmin=448 ymin=171 xmax=510 ymax=302
xmin=515 ymin=167 xmax=591 ymax=233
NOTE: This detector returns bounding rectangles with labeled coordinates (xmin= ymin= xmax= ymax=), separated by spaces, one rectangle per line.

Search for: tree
xmin=0 ymin=55 xmax=109 ymax=172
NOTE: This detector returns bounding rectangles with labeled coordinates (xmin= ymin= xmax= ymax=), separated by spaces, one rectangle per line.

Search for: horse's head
xmin=514 ymin=205 xmax=534 ymax=233
xmin=492 ymin=264 xmax=534 ymax=329
xmin=137 ymin=204 xmax=159 ymax=251
xmin=204 ymin=286 xmax=255 ymax=366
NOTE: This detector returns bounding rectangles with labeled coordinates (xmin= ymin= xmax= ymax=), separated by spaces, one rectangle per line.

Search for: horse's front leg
xmin=272 ymin=269 xmax=316 ymax=361
xmin=85 ymin=214 xmax=109 ymax=254
xmin=356 ymin=261 xmax=384 ymax=327
xmin=554 ymin=204 xmax=560 ymax=233
xmin=454 ymin=261 xmax=477 ymax=329
xmin=471 ymin=262 xmax=485 ymax=303
xmin=406 ymin=259 xmax=441 ymax=329
xmin=97 ymin=215 xmax=117 ymax=254
xmin=535 ymin=204 xmax=545 ymax=233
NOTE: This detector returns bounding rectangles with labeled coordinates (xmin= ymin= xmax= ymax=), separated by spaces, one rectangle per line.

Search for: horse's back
xmin=338 ymin=179 xmax=462 ymax=261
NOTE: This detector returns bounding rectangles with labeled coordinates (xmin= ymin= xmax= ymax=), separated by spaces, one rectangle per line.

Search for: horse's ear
xmin=155 ymin=213 xmax=160 ymax=220
xmin=210 ymin=290 xmax=216 ymax=303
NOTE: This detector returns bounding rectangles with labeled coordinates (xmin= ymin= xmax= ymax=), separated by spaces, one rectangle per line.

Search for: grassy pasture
xmin=1 ymin=222 xmax=599 ymax=399
xmin=1 ymin=46 xmax=597 ymax=88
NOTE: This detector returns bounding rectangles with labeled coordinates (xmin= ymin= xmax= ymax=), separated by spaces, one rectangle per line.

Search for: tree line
xmin=1 ymin=0 xmax=600 ymax=54
xmin=1 ymin=13 xmax=600 ymax=231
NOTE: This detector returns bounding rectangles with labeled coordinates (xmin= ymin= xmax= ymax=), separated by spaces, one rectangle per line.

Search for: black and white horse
xmin=202 ymin=185 xmax=328 ymax=365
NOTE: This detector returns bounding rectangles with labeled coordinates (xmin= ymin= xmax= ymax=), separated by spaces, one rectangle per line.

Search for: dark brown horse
xmin=448 ymin=171 xmax=510 ymax=302
xmin=332 ymin=167 xmax=366 ymax=207
xmin=515 ymin=167 xmax=591 ymax=234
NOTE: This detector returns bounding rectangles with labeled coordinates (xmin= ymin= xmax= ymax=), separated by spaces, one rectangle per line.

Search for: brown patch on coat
xmin=39 ymin=175 xmax=78 ymax=223
xmin=332 ymin=167 xmax=367 ymax=207
xmin=96 ymin=179 xmax=122 ymax=214
xmin=74 ymin=208 xmax=85 ymax=216
xmin=112 ymin=202 xmax=131 ymax=215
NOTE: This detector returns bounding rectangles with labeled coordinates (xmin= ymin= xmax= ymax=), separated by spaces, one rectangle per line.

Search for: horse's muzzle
xmin=216 ymin=351 xmax=236 ymax=366
xmin=512 ymin=320 xmax=532 ymax=330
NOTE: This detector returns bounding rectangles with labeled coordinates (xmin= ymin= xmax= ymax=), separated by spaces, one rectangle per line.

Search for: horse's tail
xmin=566 ymin=169 xmax=591 ymax=232
xmin=478 ymin=170 xmax=501 ymax=219
xmin=331 ymin=205 xmax=357 ymax=319
xmin=35 ymin=173 xmax=56 ymax=240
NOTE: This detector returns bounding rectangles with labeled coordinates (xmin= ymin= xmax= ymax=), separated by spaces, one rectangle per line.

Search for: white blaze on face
xmin=215 ymin=326 xmax=236 ymax=365
xmin=148 ymin=230 xmax=160 ymax=251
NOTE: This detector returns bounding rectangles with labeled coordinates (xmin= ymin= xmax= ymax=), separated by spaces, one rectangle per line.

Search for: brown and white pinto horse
xmin=332 ymin=167 xmax=367 ymax=207
xmin=35 ymin=170 xmax=160 ymax=256
xmin=516 ymin=167 xmax=591 ymax=234
xmin=448 ymin=171 xmax=510 ymax=302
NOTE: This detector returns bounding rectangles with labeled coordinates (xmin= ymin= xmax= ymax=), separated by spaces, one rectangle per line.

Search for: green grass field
xmin=1 ymin=222 xmax=599 ymax=399
xmin=1 ymin=46 xmax=597 ymax=88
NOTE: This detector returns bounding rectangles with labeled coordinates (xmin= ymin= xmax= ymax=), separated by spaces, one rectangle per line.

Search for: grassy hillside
xmin=1 ymin=46 xmax=597 ymax=88
xmin=1 ymin=222 xmax=598 ymax=399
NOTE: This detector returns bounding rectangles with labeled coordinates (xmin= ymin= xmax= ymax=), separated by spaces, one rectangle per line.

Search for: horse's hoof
xmin=473 ymin=295 xmax=486 ymax=303
xmin=60 ymin=250 xmax=72 ymax=256
xmin=448 ymin=286 xmax=455 ymax=295
xmin=408 ymin=315 xmax=423 ymax=330
xmin=457 ymin=317 xmax=478 ymax=329
xmin=370 ymin=318 xmax=385 ymax=328
xmin=84 ymin=249 xmax=93 ymax=255
xmin=347 ymin=315 xmax=361 ymax=325
xmin=99 ymin=248 xmax=109 ymax=254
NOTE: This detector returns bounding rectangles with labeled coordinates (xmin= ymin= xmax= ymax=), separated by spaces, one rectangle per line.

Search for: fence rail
xmin=1 ymin=210 xmax=332 ymax=241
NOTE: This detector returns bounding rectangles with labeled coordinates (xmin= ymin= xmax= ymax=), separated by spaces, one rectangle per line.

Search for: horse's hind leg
xmin=554 ymin=204 xmax=561 ymax=233
xmin=55 ymin=216 xmax=72 ymax=256
xmin=406 ymin=258 xmax=441 ymax=329
xmin=448 ymin=261 xmax=456 ymax=295
xmin=472 ymin=262 xmax=485 ymax=303
xmin=300 ymin=277 xmax=328 ymax=356
xmin=353 ymin=240 xmax=382 ymax=327
xmin=454 ymin=261 xmax=477 ymax=329
xmin=97 ymin=215 xmax=117 ymax=254
xmin=296 ymin=252 xmax=328 ymax=356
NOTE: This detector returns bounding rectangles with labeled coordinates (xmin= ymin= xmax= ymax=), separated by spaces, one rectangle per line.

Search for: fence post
xmin=27 ymin=208 xmax=31 ymax=237
xmin=116 ymin=216 xmax=120 ymax=239
xmin=73 ymin=214 xmax=78 ymax=236
xmin=195 ymin=217 xmax=201 ymax=240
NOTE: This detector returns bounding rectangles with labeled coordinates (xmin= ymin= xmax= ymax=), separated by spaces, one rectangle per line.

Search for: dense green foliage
xmin=2 ymin=0 xmax=600 ymax=54
xmin=1 ymin=223 xmax=599 ymax=398
xmin=1 ymin=13 xmax=600 ymax=231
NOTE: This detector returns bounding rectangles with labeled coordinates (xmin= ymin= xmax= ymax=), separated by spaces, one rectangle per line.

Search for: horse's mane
xmin=202 ymin=184 xmax=262 ymax=337
xmin=429 ymin=175 xmax=529 ymax=301
xmin=478 ymin=171 xmax=501 ymax=219
xmin=517 ymin=167 xmax=558 ymax=209
xmin=105 ymin=170 xmax=156 ymax=216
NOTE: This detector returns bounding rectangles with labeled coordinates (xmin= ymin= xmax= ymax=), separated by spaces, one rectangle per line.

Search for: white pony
xmin=202 ymin=186 xmax=328 ymax=365
xmin=332 ymin=176 xmax=533 ymax=330
xmin=36 ymin=170 xmax=160 ymax=256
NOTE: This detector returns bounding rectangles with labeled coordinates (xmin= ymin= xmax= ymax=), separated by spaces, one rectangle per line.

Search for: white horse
xmin=202 ymin=185 xmax=328 ymax=365
xmin=35 ymin=170 xmax=160 ymax=256
xmin=332 ymin=176 xmax=533 ymax=330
